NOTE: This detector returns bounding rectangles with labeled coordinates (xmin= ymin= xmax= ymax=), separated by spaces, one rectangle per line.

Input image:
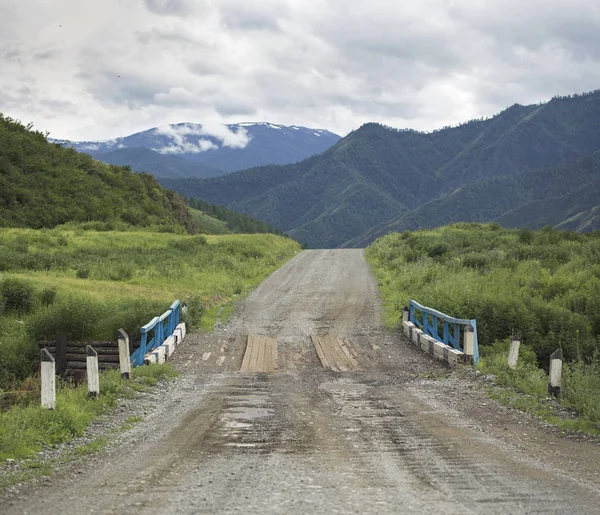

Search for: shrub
xmin=76 ymin=268 xmax=89 ymax=279
xmin=0 ymin=278 xmax=35 ymax=313
xmin=427 ymin=243 xmax=449 ymax=258
xmin=563 ymin=360 xmax=600 ymax=428
xmin=39 ymin=287 xmax=57 ymax=307
xmin=517 ymin=228 xmax=534 ymax=244
xmin=28 ymin=296 xmax=105 ymax=343
xmin=108 ymin=264 xmax=134 ymax=281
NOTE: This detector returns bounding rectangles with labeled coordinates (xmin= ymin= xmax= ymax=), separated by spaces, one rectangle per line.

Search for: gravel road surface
xmin=5 ymin=249 xmax=600 ymax=514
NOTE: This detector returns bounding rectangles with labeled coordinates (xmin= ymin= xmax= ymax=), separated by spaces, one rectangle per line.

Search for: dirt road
xmin=6 ymin=250 xmax=600 ymax=514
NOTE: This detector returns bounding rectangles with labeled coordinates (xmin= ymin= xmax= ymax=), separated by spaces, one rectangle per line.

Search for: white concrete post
xmin=402 ymin=306 xmax=409 ymax=325
xmin=548 ymin=349 xmax=563 ymax=397
xmin=41 ymin=348 xmax=56 ymax=410
xmin=117 ymin=329 xmax=131 ymax=379
xmin=508 ymin=333 xmax=521 ymax=369
xmin=463 ymin=324 xmax=475 ymax=362
xmin=86 ymin=345 xmax=100 ymax=398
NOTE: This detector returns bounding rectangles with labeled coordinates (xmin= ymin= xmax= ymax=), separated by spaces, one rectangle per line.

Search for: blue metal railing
xmin=408 ymin=300 xmax=479 ymax=364
xmin=130 ymin=300 xmax=181 ymax=367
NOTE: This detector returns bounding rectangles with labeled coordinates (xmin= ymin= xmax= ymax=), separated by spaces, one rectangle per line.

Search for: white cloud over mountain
xmin=152 ymin=123 xmax=251 ymax=154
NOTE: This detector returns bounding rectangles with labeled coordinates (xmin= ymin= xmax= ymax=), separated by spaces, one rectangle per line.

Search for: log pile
xmin=45 ymin=336 xmax=140 ymax=375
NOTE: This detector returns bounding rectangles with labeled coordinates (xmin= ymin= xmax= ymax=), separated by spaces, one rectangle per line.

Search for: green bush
xmin=27 ymin=296 xmax=166 ymax=344
xmin=1 ymin=278 xmax=35 ymax=313
xmin=563 ymin=360 xmax=600 ymax=428
xmin=39 ymin=287 xmax=57 ymax=307
xmin=76 ymin=268 xmax=89 ymax=279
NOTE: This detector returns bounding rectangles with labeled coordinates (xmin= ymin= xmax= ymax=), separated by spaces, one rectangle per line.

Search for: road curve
xmin=6 ymin=249 xmax=600 ymax=514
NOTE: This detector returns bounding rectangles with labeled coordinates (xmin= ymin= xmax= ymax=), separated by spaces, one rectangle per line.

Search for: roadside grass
xmin=0 ymin=364 xmax=177 ymax=461
xmin=366 ymin=224 xmax=600 ymax=434
xmin=0 ymin=229 xmax=300 ymax=387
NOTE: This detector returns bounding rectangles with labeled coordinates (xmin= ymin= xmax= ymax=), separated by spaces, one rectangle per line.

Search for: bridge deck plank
xmin=240 ymin=335 xmax=278 ymax=373
xmin=311 ymin=335 xmax=360 ymax=371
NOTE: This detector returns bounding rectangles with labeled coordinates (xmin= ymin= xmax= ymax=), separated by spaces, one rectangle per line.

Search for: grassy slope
xmin=366 ymin=224 xmax=600 ymax=431
xmin=189 ymin=208 xmax=231 ymax=235
xmin=163 ymin=91 xmax=600 ymax=248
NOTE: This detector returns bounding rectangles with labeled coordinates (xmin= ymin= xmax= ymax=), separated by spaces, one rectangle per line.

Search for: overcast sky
xmin=1 ymin=0 xmax=599 ymax=141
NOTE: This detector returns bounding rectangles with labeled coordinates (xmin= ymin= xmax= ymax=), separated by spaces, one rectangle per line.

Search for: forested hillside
xmin=98 ymin=147 xmax=223 ymax=179
xmin=187 ymin=198 xmax=285 ymax=236
xmin=0 ymin=115 xmax=195 ymax=233
xmin=495 ymin=178 xmax=600 ymax=232
xmin=348 ymin=152 xmax=600 ymax=247
xmin=163 ymin=91 xmax=600 ymax=248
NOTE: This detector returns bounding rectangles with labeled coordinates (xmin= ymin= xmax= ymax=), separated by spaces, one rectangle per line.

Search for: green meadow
xmin=0 ymin=227 xmax=300 ymax=388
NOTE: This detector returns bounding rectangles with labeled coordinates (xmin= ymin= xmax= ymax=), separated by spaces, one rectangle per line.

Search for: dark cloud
xmin=33 ymin=49 xmax=61 ymax=61
xmin=143 ymin=0 xmax=198 ymax=16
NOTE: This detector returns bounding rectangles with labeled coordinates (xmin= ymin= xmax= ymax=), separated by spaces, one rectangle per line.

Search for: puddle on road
xmin=223 ymin=406 xmax=273 ymax=420
xmin=319 ymin=380 xmax=369 ymax=396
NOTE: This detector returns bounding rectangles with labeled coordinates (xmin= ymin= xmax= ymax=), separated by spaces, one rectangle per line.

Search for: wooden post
xmin=56 ymin=334 xmax=68 ymax=376
xmin=402 ymin=306 xmax=409 ymax=325
xmin=117 ymin=329 xmax=131 ymax=379
xmin=508 ymin=333 xmax=521 ymax=369
xmin=41 ymin=348 xmax=56 ymax=410
xmin=548 ymin=349 xmax=563 ymax=397
xmin=86 ymin=345 xmax=100 ymax=398
xmin=463 ymin=324 xmax=475 ymax=362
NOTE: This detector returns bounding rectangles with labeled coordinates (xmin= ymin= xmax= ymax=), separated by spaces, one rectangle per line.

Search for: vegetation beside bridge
xmin=367 ymin=223 xmax=600 ymax=433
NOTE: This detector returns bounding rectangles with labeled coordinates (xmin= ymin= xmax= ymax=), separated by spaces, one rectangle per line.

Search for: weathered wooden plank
xmin=248 ymin=335 xmax=261 ymax=372
xmin=327 ymin=336 xmax=349 ymax=372
xmin=67 ymin=361 xmax=117 ymax=370
xmin=240 ymin=335 xmax=277 ymax=373
xmin=270 ymin=337 xmax=278 ymax=372
xmin=311 ymin=335 xmax=341 ymax=371
xmin=263 ymin=337 xmax=273 ymax=373
xmin=56 ymin=334 xmax=68 ymax=376
xmin=254 ymin=336 xmax=263 ymax=371
xmin=317 ymin=335 xmax=340 ymax=371
xmin=339 ymin=337 xmax=360 ymax=371
xmin=65 ymin=353 xmax=120 ymax=363
xmin=333 ymin=337 xmax=355 ymax=371
xmin=240 ymin=335 xmax=255 ymax=372
xmin=311 ymin=335 xmax=331 ymax=369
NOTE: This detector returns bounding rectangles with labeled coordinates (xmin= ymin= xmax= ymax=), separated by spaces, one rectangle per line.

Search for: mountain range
xmin=53 ymin=122 xmax=341 ymax=179
xmin=161 ymin=91 xmax=600 ymax=248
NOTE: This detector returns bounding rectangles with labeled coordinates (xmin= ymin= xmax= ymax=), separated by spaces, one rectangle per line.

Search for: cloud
xmin=1 ymin=0 xmax=599 ymax=140
xmin=198 ymin=123 xmax=252 ymax=149
xmin=152 ymin=123 xmax=251 ymax=154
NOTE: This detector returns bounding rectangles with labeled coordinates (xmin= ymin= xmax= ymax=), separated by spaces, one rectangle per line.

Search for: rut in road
xmin=5 ymin=249 xmax=600 ymax=515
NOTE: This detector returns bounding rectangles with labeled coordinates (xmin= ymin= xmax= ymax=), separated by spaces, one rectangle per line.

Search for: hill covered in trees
xmin=187 ymin=198 xmax=285 ymax=236
xmin=0 ymin=115 xmax=195 ymax=233
xmin=163 ymin=91 xmax=600 ymax=248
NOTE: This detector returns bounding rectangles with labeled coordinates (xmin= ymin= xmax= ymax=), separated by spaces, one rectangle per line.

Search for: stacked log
xmin=45 ymin=340 xmax=140 ymax=372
